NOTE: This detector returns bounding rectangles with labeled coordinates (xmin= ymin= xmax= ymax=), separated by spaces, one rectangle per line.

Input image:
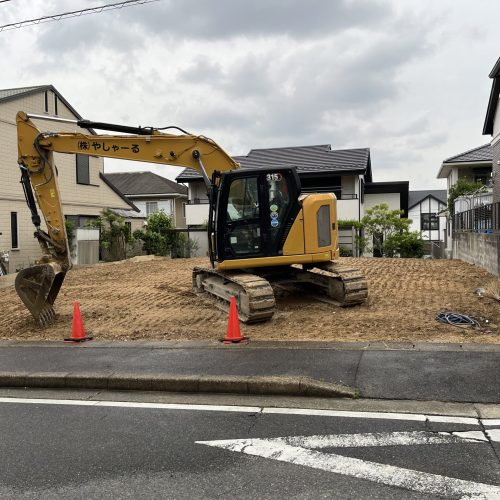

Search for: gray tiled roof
xmin=0 ymin=84 xmax=85 ymax=121
xmin=0 ymin=86 xmax=47 ymax=100
xmin=104 ymin=171 xmax=187 ymax=196
xmin=443 ymin=144 xmax=492 ymax=164
xmin=176 ymin=144 xmax=371 ymax=182
xmin=409 ymin=190 xmax=447 ymax=209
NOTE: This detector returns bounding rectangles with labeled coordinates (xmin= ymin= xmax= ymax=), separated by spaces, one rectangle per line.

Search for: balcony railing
xmin=453 ymin=202 xmax=500 ymax=233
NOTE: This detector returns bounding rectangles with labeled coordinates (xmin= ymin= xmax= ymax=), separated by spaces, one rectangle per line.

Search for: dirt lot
xmin=1 ymin=257 xmax=499 ymax=343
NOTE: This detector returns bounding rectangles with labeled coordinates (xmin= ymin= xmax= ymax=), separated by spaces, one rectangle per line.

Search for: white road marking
xmin=262 ymin=407 xmax=480 ymax=425
xmin=0 ymin=398 xmax=261 ymax=413
xmin=485 ymin=429 xmax=500 ymax=442
xmin=483 ymin=419 xmax=500 ymax=427
xmin=0 ymin=397 xmax=487 ymax=425
xmin=268 ymin=431 xmax=480 ymax=448
xmin=197 ymin=433 xmax=500 ymax=499
xmin=439 ymin=431 xmax=489 ymax=442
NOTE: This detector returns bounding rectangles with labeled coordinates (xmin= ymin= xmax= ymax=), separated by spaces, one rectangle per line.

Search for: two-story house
xmin=0 ymin=85 xmax=138 ymax=271
xmin=177 ymin=144 xmax=408 ymax=256
xmin=104 ymin=171 xmax=188 ymax=232
xmin=408 ymin=190 xmax=447 ymax=257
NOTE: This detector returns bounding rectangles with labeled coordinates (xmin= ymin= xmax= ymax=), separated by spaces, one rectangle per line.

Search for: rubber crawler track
xmin=192 ymin=266 xmax=276 ymax=323
xmin=314 ymin=261 xmax=369 ymax=306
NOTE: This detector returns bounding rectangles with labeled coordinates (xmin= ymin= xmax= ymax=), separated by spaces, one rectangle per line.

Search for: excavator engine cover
xmin=15 ymin=262 xmax=66 ymax=326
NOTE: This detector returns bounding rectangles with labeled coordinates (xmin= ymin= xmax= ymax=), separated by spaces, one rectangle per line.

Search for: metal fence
xmin=453 ymin=202 xmax=500 ymax=233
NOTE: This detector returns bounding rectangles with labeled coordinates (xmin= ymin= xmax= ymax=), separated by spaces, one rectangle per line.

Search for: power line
xmin=0 ymin=0 xmax=160 ymax=32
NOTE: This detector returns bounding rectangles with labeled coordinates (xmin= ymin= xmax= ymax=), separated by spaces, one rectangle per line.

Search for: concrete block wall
xmin=453 ymin=232 xmax=500 ymax=276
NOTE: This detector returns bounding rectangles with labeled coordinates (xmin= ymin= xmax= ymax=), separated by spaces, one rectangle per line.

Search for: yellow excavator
xmin=15 ymin=111 xmax=368 ymax=326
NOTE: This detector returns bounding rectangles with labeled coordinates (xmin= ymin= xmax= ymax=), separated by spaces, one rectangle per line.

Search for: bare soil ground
xmin=1 ymin=257 xmax=499 ymax=343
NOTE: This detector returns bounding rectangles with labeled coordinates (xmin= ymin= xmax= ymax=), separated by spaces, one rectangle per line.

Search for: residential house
xmin=437 ymin=144 xmax=494 ymax=261
xmin=104 ymin=171 xmax=188 ymax=233
xmin=436 ymin=55 xmax=500 ymax=275
xmin=483 ymin=56 xmax=500 ymax=205
xmin=408 ymin=190 xmax=447 ymax=257
xmin=177 ymin=144 xmax=409 ymax=256
xmin=0 ymin=85 xmax=138 ymax=271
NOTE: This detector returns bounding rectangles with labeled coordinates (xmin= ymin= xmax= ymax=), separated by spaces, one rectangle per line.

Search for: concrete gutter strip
xmin=0 ymin=372 xmax=357 ymax=398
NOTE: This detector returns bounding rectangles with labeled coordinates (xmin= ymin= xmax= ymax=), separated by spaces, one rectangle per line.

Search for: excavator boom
xmin=16 ymin=111 xmax=238 ymax=325
xmin=15 ymin=111 xmax=367 ymax=327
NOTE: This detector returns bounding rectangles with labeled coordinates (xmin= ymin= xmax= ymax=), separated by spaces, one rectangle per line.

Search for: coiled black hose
xmin=435 ymin=311 xmax=480 ymax=328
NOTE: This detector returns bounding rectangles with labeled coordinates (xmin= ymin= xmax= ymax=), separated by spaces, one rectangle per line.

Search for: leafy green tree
xmin=87 ymin=209 xmax=133 ymax=261
xmin=134 ymin=210 xmax=197 ymax=258
xmin=359 ymin=204 xmax=413 ymax=257
xmin=447 ymin=178 xmax=487 ymax=216
xmin=384 ymin=231 xmax=425 ymax=258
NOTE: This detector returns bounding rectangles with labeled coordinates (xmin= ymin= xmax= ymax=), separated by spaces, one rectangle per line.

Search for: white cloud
xmin=0 ymin=0 xmax=498 ymax=189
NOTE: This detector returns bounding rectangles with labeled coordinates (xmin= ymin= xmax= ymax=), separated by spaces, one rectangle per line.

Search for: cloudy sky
xmin=1 ymin=0 xmax=498 ymax=188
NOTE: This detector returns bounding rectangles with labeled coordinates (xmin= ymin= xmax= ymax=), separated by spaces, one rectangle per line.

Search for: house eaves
xmin=437 ymin=160 xmax=492 ymax=179
xmin=125 ymin=193 xmax=188 ymax=199
xmin=483 ymin=56 xmax=500 ymax=136
xmin=408 ymin=194 xmax=447 ymax=210
xmin=0 ymin=84 xmax=97 ymax=134
xmin=99 ymin=172 xmax=139 ymax=212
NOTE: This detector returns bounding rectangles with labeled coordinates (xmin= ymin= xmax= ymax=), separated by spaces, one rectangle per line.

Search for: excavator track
xmin=312 ymin=261 xmax=369 ymax=306
xmin=258 ymin=262 xmax=368 ymax=307
xmin=192 ymin=266 xmax=276 ymax=323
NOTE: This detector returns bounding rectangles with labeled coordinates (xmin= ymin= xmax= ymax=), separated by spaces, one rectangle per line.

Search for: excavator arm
xmin=16 ymin=111 xmax=238 ymax=325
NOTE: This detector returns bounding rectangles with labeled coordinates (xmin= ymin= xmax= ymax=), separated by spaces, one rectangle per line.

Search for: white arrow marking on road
xmin=197 ymin=432 xmax=500 ymax=499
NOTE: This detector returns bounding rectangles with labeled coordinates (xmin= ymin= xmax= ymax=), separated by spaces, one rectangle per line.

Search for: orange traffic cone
xmin=64 ymin=300 xmax=93 ymax=343
xmin=222 ymin=296 xmax=248 ymax=344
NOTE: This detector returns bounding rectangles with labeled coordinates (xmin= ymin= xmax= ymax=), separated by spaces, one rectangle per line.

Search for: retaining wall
xmin=453 ymin=232 xmax=500 ymax=276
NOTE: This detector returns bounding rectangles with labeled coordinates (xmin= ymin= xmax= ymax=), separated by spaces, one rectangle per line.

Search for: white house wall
xmin=408 ymin=197 xmax=446 ymax=242
xmin=364 ymin=192 xmax=401 ymax=211
xmin=186 ymin=203 xmax=209 ymax=226
xmin=133 ymin=199 xmax=173 ymax=218
xmin=336 ymin=199 xmax=359 ymax=220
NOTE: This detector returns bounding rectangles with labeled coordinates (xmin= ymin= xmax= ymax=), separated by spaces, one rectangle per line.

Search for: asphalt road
xmin=0 ymin=392 xmax=499 ymax=499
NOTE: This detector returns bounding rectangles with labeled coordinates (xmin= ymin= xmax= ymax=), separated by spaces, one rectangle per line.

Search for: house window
xmin=146 ymin=201 xmax=158 ymax=215
xmin=421 ymin=213 xmax=439 ymax=231
xmin=54 ymin=94 xmax=58 ymax=116
xmin=44 ymin=91 xmax=49 ymax=113
xmin=76 ymin=154 xmax=90 ymax=185
xmin=10 ymin=212 xmax=18 ymax=249
xmin=125 ymin=221 xmax=132 ymax=236
xmin=182 ymin=202 xmax=186 ymax=218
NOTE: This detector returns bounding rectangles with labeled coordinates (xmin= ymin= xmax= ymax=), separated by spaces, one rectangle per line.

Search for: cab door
xmin=218 ymin=174 xmax=264 ymax=259
xmin=216 ymin=168 xmax=301 ymax=262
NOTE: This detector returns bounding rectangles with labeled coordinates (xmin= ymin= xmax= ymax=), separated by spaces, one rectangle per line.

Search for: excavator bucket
xmin=15 ymin=262 xmax=66 ymax=327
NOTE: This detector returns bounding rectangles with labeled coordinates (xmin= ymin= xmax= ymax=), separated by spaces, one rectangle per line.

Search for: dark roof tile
xmin=443 ymin=144 xmax=492 ymax=164
xmin=409 ymin=189 xmax=447 ymax=208
xmin=104 ymin=171 xmax=187 ymax=196
xmin=176 ymin=144 xmax=371 ymax=182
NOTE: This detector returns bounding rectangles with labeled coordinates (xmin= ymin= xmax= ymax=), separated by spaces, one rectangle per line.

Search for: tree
xmin=357 ymin=204 xmax=425 ymax=258
xmin=87 ymin=209 xmax=134 ymax=262
xmin=359 ymin=204 xmax=412 ymax=257
xmin=447 ymin=178 xmax=486 ymax=216
xmin=384 ymin=231 xmax=425 ymax=258
xmin=134 ymin=210 xmax=198 ymax=258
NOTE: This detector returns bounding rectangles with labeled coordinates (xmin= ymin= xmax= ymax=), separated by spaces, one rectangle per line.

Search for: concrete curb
xmin=0 ymin=372 xmax=358 ymax=398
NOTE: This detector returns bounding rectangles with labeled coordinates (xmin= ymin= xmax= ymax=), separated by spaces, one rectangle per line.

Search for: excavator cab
xmin=214 ymin=167 xmax=301 ymax=262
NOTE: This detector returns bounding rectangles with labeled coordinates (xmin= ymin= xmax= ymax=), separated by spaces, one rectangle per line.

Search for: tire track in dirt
xmin=0 ymin=256 xmax=498 ymax=342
